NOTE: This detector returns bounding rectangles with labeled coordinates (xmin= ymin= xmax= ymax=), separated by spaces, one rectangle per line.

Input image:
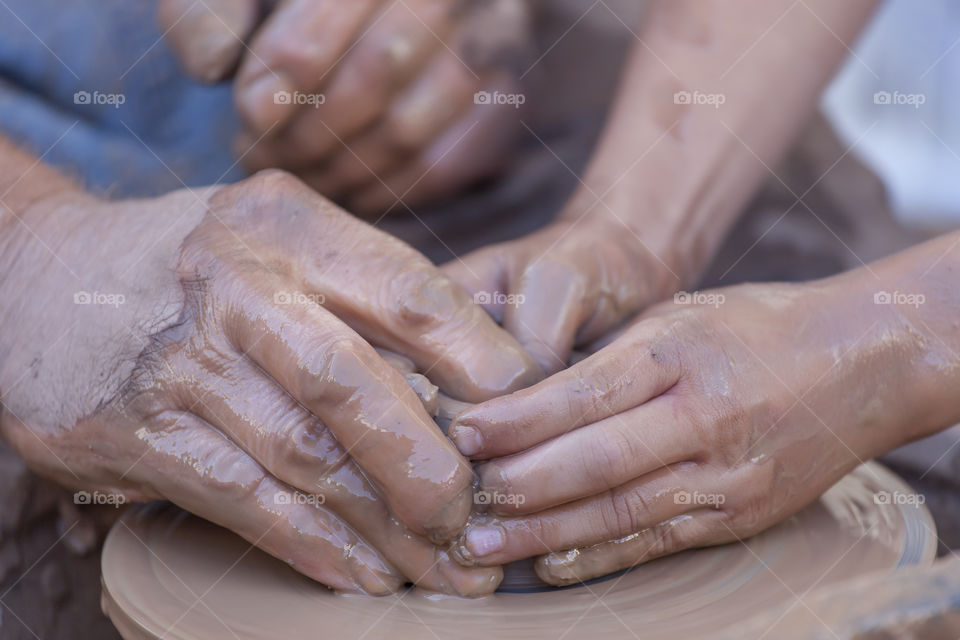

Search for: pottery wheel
xmin=101 ymin=462 xmax=935 ymax=640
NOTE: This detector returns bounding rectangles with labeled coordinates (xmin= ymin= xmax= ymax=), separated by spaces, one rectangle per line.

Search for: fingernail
xmin=239 ymin=72 xmax=294 ymax=132
xmin=449 ymin=424 xmax=483 ymax=457
xmin=465 ymin=525 xmax=505 ymax=558
xmin=348 ymin=546 xmax=401 ymax=596
xmin=535 ymin=552 xmax=582 ymax=587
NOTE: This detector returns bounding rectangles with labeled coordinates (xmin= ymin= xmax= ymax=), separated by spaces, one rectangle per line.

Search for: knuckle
xmin=386 ymin=266 xmax=462 ymax=329
xmin=352 ymin=44 xmax=396 ymax=91
xmin=599 ymin=490 xmax=648 ymax=537
xmin=269 ymin=414 xmax=325 ymax=480
xmin=261 ymin=37 xmax=326 ymax=74
xmin=246 ymin=168 xmax=307 ymax=197
xmin=584 ymin=432 xmax=634 ymax=489
xmin=645 ymin=520 xmax=687 ymax=559
xmin=572 ymin=363 xmax=626 ymax=415
xmin=520 ymin=258 xmax=584 ymax=291
xmin=310 ymin=336 xmax=367 ymax=388
xmin=641 ymin=332 xmax=682 ymax=380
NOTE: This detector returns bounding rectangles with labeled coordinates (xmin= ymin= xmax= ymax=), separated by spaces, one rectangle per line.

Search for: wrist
xmin=810 ymin=255 xmax=958 ymax=453
xmin=556 ymin=184 xmax=693 ymax=297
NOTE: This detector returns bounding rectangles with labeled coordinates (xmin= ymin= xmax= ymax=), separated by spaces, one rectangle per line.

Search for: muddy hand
xmin=157 ymin=0 xmax=533 ymax=213
xmin=443 ymin=217 xmax=678 ymax=375
xmin=0 ymin=167 xmax=539 ymax=594
xmin=446 ymin=276 xmax=940 ymax=585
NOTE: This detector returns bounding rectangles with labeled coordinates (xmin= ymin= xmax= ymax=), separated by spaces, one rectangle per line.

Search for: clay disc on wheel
xmin=101 ymin=462 xmax=935 ymax=640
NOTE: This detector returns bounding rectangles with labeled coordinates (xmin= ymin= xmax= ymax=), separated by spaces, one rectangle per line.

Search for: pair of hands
xmin=0 ymin=170 xmax=544 ymax=596
xmin=448 ymin=275 xmax=915 ymax=584
xmin=158 ymin=0 xmax=532 ymax=214
xmin=1 ymin=165 xmax=917 ymax=595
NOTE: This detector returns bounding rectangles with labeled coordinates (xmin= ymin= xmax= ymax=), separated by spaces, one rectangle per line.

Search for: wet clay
xmin=101 ymin=462 xmax=934 ymax=640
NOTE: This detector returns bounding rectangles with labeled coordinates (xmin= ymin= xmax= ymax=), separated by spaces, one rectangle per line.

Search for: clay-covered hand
xmin=443 ymin=218 xmax=679 ymax=374
xmin=0 ymin=170 xmax=540 ymax=595
xmin=157 ymin=0 xmax=532 ymax=214
xmin=446 ymin=279 xmax=919 ymax=585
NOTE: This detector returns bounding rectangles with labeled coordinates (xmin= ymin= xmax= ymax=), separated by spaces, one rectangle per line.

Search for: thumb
xmin=158 ymin=0 xmax=260 ymax=82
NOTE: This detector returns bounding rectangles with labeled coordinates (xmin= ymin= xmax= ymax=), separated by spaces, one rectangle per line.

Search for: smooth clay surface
xmin=100 ymin=462 xmax=935 ymax=640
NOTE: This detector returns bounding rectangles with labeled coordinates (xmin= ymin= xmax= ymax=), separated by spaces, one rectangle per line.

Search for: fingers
xmin=345 ymin=93 xmax=520 ymax=215
xmin=453 ymin=465 xmax=710 ymax=566
xmin=296 ymin=52 xmax=479 ymax=198
xmin=223 ymin=271 xmax=474 ymax=542
xmin=269 ymin=189 xmax=542 ymax=400
xmin=170 ymin=363 xmax=499 ymax=594
xmin=240 ymin=0 xmax=460 ymax=170
xmin=448 ymin=325 xmax=681 ymax=458
xmin=536 ymin=511 xmax=732 ymax=586
xmin=158 ymin=0 xmax=260 ymax=82
xmin=133 ymin=411 xmax=402 ymax=594
xmin=235 ymin=0 xmax=383 ymax=133
xmin=475 ymin=397 xmax=695 ymax=515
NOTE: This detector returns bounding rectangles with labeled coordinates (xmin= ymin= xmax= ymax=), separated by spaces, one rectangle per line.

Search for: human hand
xmin=446 ymin=278 xmax=921 ymax=585
xmin=443 ymin=217 xmax=680 ymax=374
xmin=158 ymin=0 xmax=533 ymax=213
xmin=0 ymin=170 xmax=540 ymax=595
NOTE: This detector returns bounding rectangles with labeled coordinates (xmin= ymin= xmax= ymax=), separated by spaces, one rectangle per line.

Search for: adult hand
xmin=158 ymin=0 xmax=533 ymax=213
xmin=443 ymin=216 xmax=680 ymax=375
xmin=447 ymin=278 xmax=922 ymax=585
xmin=0 ymin=169 xmax=540 ymax=595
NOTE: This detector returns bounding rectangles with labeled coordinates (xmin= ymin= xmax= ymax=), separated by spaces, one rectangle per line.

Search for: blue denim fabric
xmin=0 ymin=0 xmax=243 ymax=197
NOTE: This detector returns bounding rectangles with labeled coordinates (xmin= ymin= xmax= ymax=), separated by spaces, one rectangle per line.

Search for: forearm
xmin=0 ymin=136 xmax=207 ymax=430
xmin=566 ymin=0 xmax=878 ymax=285
xmin=816 ymin=231 xmax=960 ymax=453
